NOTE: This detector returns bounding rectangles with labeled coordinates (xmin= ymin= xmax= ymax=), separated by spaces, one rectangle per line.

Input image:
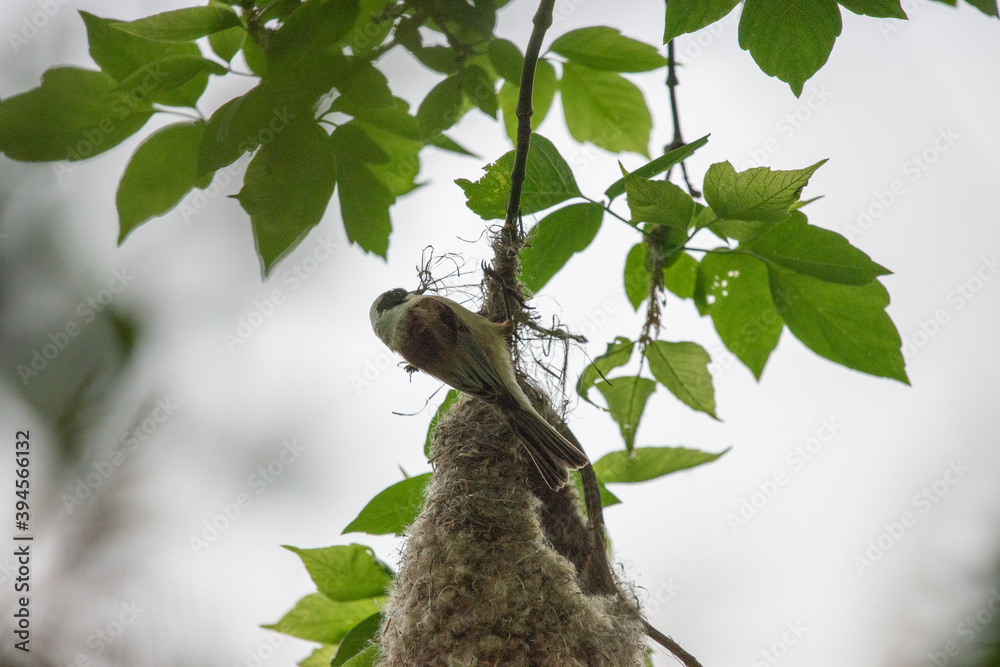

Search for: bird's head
xmin=370 ymin=287 xmax=412 ymax=349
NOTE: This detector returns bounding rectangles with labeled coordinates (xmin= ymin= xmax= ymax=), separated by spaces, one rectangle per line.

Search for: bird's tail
xmin=505 ymin=405 xmax=589 ymax=490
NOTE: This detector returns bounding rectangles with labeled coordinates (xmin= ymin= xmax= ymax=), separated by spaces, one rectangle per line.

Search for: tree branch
xmin=484 ymin=0 xmax=555 ymax=324
xmin=664 ymin=39 xmax=700 ymax=198
xmin=644 ymin=620 xmax=703 ymax=667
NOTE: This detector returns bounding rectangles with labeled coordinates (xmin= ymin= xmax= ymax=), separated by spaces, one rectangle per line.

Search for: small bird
xmin=370 ymin=288 xmax=588 ymax=489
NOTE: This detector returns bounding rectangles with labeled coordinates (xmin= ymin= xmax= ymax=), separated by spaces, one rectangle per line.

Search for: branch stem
xmin=484 ymin=0 xmax=556 ymax=324
xmin=644 ymin=620 xmax=704 ymax=667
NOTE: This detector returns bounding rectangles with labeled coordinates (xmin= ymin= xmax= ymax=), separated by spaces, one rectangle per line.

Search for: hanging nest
xmin=377 ymin=391 xmax=644 ymax=666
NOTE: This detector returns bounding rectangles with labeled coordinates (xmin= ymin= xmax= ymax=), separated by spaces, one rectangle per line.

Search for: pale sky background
xmin=1 ymin=1 xmax=999 ymax=666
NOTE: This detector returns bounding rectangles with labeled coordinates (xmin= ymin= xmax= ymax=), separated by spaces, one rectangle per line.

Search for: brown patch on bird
xmin=398 ymin=297 xmax=461 ymax=378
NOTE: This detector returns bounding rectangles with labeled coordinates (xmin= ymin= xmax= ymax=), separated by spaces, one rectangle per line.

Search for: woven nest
xmin=377 ymin=393 xmax=644 ymax=666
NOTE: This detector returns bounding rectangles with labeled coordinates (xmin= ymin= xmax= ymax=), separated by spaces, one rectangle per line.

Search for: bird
xmin=369 ymin=288 xmax=589 ymax=489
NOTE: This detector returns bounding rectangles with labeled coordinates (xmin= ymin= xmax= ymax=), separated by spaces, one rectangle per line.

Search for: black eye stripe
xmin=377 ymin=288 xmax=408 ymax=312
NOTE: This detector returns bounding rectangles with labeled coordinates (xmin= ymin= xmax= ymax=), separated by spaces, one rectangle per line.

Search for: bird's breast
xmin=398 ymin=297 xmax=461 ymax=378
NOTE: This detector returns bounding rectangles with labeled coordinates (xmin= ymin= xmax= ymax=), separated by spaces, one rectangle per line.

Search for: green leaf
xmin=331 ymin=63 xmax=396 ymax=122
xmin=355 ymin=120 xmax=422 ymax=198
xmin=577 ymin=337 xmax=635 ymax=404
xmin=416 ymin=75 xmax=466 ymax=138
xmin=345 ymin=0 xmax=395 ymax=57
xmin=594 ymin=376 xmax=656 ymax=452
xmin=263 ymin=593 xmax=380 ymax=644
xmin=330 ymin=119 xmax=418 ymax=256
xmin=0 ymin=67 xmax=152 ymax=162
xmin=333 ymin=128 xmax=394 ymax=258
xmin=208 ymin=25 xmax=245 ymax=62
xmin=236 ymin=119 xmax=337 ymax=275
xmin=550 ymin=27 xmax=667 ymax=72
xmin=698 ymin=252 xmax=782 ymax=379
xmin=80 ymin=11 xmax=209 ymax=107
xmin=110 ymin=5 xmax=242 ymax=42
xmin=111 ymin=55 xmax=225 ymax=107
xmin=663 ymin=252 xmax=698 ymax=299
xmin=520 ymin=203 xmax=604 ymax=293
xmin=330 ymin=613 xmax=381 ymax=667
xmin=488 ymin=38 xmax=524 ymax=81
xmin=196 ymin=82 xmax=290 ymax=177
xmin=593 ymin=446 xmax=728 ymax=483
xmin=837 ymin=0 xmax=908 ymax=18
xmin=962 ymin=0 xmax=999 ymax=16
xmin=267 ymin=0 xmax=359 ymax=80
xmin=427 ymin=133 xmax=476 ymax=156
xmin=117 ymin=122 xmax=204 ymax=242
xmin=498 ymin=59 xmax=556 ymax=142
xmin=664 ymin=0 xmax=742 ymax=41
xmin=621 ymin=166 xmax=694 ymax=229
xmin=708 ymin=218 xmax=766 ymax=242
xmin=604 ymin=135 xmax=709 ymax=201
xmin=414 ymin=45 xmax=461 ymax=74
xmin=243 ymin=33 xmax=267 ymax=75
xmin=298 ymin=645 xmax=337 ymax=667
xmin=738 ymin=211 xmax=890 ymax=285
xmin=738 ymin=0 xmax=843 ymax=96
xmin=455 ymin=134 xmax=581 ymax=220
xmin=769 ymin=269 xmax=908 ymax=383
xmin=343 ymin=473 xmax=432 ymax=536
xmin=644 ymin=341 xmax=717 ymax=418
xmin=283 ymin=544 xmax=392 ymax=602
xmin=424 ymin=390 xmax=459 ymax=458
xmin=462 ymin=65 xmax=498 ymax=117
xmin=624 ymin=243 xmax=649 ymax=310
xmin=703 ymin=160 xmax=826 ymax=223
xmin=342 ymin=644 xmax=380 ymax=667
xmin=561 ymin=62 xmax=651 ymax=156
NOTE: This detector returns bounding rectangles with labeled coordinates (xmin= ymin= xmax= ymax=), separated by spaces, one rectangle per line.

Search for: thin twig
xmin=523 ymin=319 xmax=588 ymax=344
xmin=644 ymin=620 xmax=703 ymax=667
xmin=664 ymin=40 xmax=700 ymax=198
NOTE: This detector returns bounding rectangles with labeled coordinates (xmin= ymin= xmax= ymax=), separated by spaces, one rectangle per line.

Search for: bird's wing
xmin=452 ymin=324 xmax=514 ymax=407
xmin=402 ymin=297 xmax=511 ymax=405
